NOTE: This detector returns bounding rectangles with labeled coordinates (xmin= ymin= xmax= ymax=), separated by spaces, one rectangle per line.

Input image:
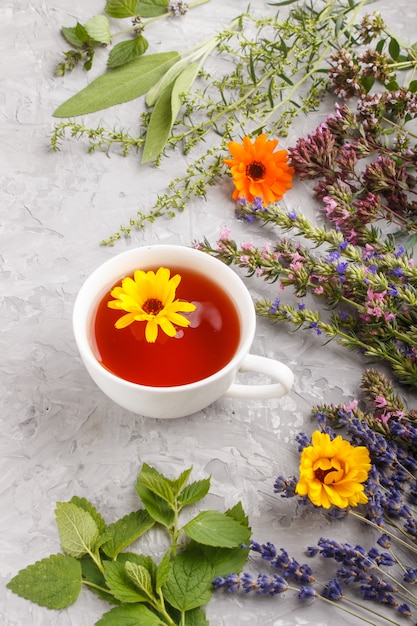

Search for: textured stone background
xmin=1 ymin=1 xmax=416 ymax=624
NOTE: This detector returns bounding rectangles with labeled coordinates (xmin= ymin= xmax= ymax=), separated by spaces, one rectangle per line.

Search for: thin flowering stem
xmin=349 ymin=511 xmax=417 ymax=556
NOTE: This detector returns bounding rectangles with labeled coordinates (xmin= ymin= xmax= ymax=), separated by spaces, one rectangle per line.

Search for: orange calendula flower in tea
xmin=107 ymin=267 xmax=196 ymax=343
xmin=295 ymin=431 xmax=371 ymax=509
xmin=223 ymin=133 xmax=294 ymax=204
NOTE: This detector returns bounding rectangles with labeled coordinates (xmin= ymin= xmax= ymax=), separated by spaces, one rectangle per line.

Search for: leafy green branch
xmin=56 ymin=0 xmax=211 ymax=75
xmin=7 ymin=463 xmax=250 ymax=626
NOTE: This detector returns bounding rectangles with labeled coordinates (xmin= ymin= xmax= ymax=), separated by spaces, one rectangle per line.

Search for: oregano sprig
xmin=7 ymin=463 xmax=250 ymax=626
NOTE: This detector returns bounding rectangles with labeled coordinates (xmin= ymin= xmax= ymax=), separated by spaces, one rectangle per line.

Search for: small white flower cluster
xmin=169 ymin=1 xmax=188 ymax=16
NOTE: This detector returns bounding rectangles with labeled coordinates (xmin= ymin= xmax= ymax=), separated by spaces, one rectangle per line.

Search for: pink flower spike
xmin=374 ymin=395 xmax=388 ymax=408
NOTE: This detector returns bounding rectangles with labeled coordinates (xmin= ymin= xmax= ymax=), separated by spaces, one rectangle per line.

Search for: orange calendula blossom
xmin=223 ymin=133 xmax=294 ymax=204
xmin=107 ymin=267 xmax=196 ymax=343
xmin=295 ymin=431 xmax=371 ymax=509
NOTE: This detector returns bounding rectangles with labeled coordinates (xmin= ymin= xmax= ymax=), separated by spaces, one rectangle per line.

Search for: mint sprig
xmin=7 ymin=464 xmax=250 ymax=625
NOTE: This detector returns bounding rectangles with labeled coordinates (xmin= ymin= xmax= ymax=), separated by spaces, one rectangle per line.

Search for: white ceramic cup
xmin=73 ymin=245 xmax=294 ymax=418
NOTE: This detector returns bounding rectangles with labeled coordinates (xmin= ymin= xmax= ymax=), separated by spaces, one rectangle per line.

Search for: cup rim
xmin=73 ymin=244 xmax=256 ymax=392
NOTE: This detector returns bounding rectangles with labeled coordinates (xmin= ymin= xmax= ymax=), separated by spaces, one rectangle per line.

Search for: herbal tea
xmin=92 ymin=266 xmax=241 ymax=386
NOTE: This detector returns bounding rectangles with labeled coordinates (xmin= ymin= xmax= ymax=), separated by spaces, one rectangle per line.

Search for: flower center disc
xmin=142 ymin=298 xmax=164 ymax=315
xmin=315 ymin=466 xmax=337 ymax=483
xmin=246 ymin=160 xmax=266 ymax=181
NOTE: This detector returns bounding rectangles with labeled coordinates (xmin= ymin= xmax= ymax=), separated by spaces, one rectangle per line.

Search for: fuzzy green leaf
xmin=162 ymin=552 xmax=213 ymax=611
xmin=184 ymin=608 xmax=209 ymax=626
xmin=182 ymin=510 xmax=250 ymax=548
xmin=85 ymin=16 xmax=111 ymax=45
xmin=105 ymin=0 xmax=140 ymax=18
xmin=103 ymin=560 xmax=149 ymax=603
xmin=7 ymin=554 xmax=82 ymax=609
xmin=145 ymin=57 xmax=190 ymax=106
xmin=107 ymin=36 xmax=149 ymax=68
xmin=177 ymin=478 xmax=211 ymax=507
xmin=55 ymin=502 xmax=99 ymax=558
xmin=80 ymin=558 xmax=115 ymax=603
xmin=137 ymin=0 xmax=169 ymax=18
xmin=101 ymin=509 xmax=155 ymax=558
xmin=96 ymin=603 xmax=162 ymax=626
xmin=142 ymin=62 xmax=199 ymax=163
xmin=53 ymin=51 xmax=180 ymax=117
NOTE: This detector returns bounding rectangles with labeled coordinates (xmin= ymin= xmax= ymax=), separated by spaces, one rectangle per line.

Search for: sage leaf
xmin=107 ymin=36 xmax=149 ymax=68
xmin=105 ymin=0 xmax=140 ymax=18
xmin=101 ymin=509 xmax=155 ymax=558
xmin=103 ymin=560 xmax=149 ymax=603
xmin=146 ymin=57 xmax=191 ymax=107
xmin=96 ymin=603 xmax=162 ymax=626
xmin=84 ymin=16 xmax=111 ymax=45
xmin=125 ymin=561 xmax=154 ymax=598
xmin=182 ymin=510 xmax=250 ymax=548
xmin=162 ymin=552 xmax=213 ymax=611
xmin=142 ymin=62 xmax=199 ymax=163
xmin=55 ymin=501 xmax=99 ymax=558
xmin=177 ymin=478 xmax=211 ymax=507
xmin=53 ymin=51 xmax=180 ymax=117
xmin=138 ymin=0 xmax=169 ymax=18
xmin=7 ymin=553 xmax=82 ymax=609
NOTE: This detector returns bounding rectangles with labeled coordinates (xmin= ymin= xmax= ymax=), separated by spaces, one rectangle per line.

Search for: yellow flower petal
xmin=295 ymin=430 xmax=371 ymax=510
xmin=108 ymin=267 xmax=196 ymax=343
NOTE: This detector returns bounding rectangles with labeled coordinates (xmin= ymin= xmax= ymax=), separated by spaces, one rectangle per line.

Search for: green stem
xmin=112 ymin=0 xmax=212 ymax=38
xmin=349 ymin=510 xmax=417 ymax=555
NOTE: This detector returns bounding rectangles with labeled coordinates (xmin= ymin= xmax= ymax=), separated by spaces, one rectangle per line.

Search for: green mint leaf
xmin=199 ymin=544 xmax=249 ymax=578
xmin=142 ymin=62 xmax=199 ymax=163
xmin=74 ymin=22 xmax=90 ymax=43
xmin=107 ymin=36 xmax=149 ymax=68
xmin=162 ymin=552 xmax=213 ymax=611
xmin=96 ymin=603 xmax=162 ymax=626
xmin=84 ymin=15 xmax=111 ymax=45
xmin=103 ymin=560 xmax=148 ymax=603
xmin=137 ymin=0 xmax=169 ymax=18
xmin=80 ymin=558 xmax=115 ymax=603
xmin=136 ymin=463 xmax=175 ymax=506
xmin=117 ymin=551 xmax=157 ymax=582
xmin=70 ymin=495 xmax=108 ymax=534
xmin=101 ymin=509 xmax=155 ymax=559
xmin=7 ymin=554 xmax=82 ymax=609
xmin=55 ymin=501 xmax=100 ymax=558
xmin=155 ymin=550 xmax=171 ymax=589
xmin=53 ymin=51 xmax=179 ymax=117
xmin=135 ymin=484 xmax=176 ymax=526
xmin=125 ymin=561 xmax=154 ymax=598
xmin=182 ymin=511 xmax=250 ymax=548
xmin=177 ymin=478 xmax=211 ymax=508
xmin=225 ymin=501 xmax=250 ymax=528
xmin=61 ymin=26 xmax=84 ymax=48
xmin=167 ymin=466 xmax=193 ymax=495
xmin=388 ymin=37 xmax=400 ymax=61
xmin=105 ymin=0 xmax=140 ymax=18
xmin=184 ymin=607 xmax=209 ymax=626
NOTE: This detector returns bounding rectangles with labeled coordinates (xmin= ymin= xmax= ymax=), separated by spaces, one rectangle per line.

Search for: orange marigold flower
xmin=295 ymin=431 xmax=371 ymax=509
xmin=223 ymin=133 xmax=294 ymax=204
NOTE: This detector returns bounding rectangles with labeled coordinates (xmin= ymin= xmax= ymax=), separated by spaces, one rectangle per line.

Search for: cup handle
xmin=224 ymin=354 xmax=294 ymax=399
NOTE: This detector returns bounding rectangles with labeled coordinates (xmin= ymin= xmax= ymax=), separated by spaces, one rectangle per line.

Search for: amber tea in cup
xmin=92 ymin=266 xmax=241 ymax=387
